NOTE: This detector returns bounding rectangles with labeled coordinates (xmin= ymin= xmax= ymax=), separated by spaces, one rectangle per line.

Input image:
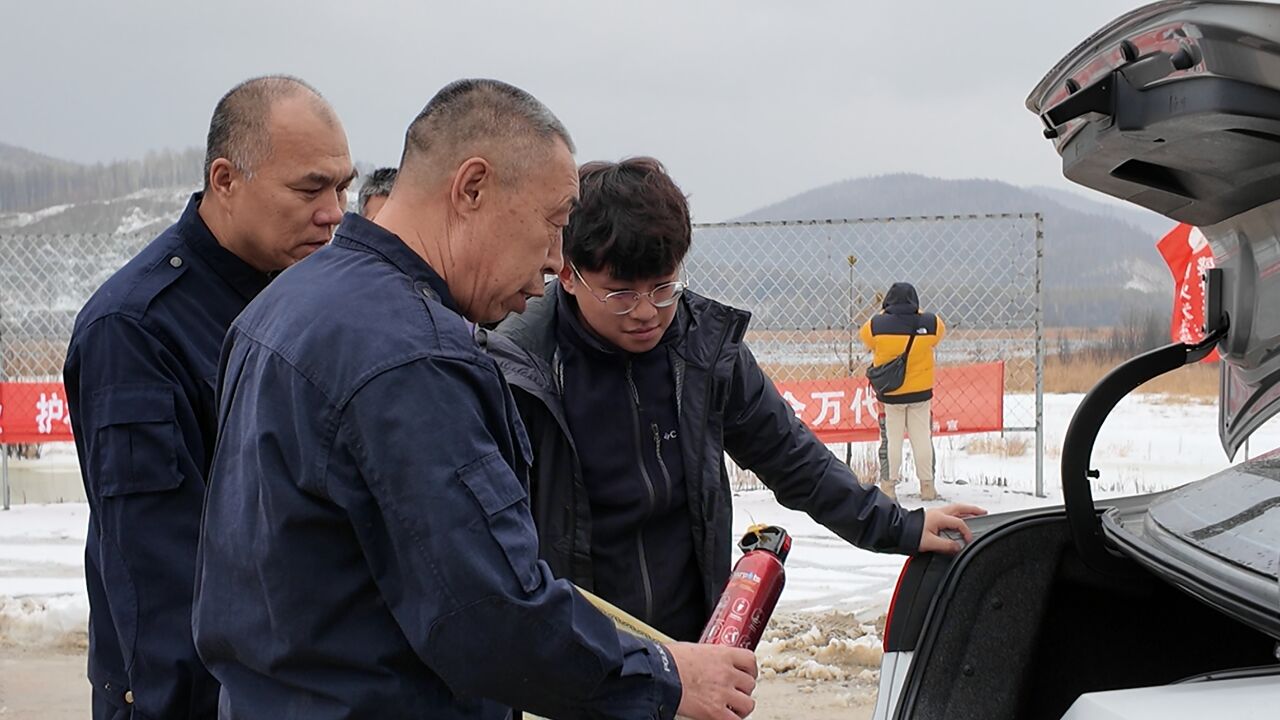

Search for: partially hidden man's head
xmin=560 ymin=157 xmax=691 ymax=354
xmin=387 ymin=79 xmax=578 ymax=324
xmin=201 ymin=75 xmax=355 ymax=272
xmin=358 ymin=167 xmax=397 ymax=219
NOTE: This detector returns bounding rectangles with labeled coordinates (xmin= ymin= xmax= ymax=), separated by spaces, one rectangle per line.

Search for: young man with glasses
xmin=485 ymin=157 xmax=984 ymax=642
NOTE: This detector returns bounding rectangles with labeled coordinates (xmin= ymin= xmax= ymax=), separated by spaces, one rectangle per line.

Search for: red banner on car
xmin=772 ymin=362 xmax=1005 ymax=443
xmin=1156 ymin=223 xmax=1219 ymax=363
xmin=0 ymin=382 xmax=75 ymax=444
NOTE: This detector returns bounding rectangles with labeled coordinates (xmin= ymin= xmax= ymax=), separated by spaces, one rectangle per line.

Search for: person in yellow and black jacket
xmin=859 ymin=282 xmax=945 ymax=501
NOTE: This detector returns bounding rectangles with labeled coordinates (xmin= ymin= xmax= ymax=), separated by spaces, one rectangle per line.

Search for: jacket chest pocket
xmin=90 ymin=384 xmax=183 ymax=497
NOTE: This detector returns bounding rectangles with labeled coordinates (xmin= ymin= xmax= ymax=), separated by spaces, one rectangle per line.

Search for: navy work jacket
xmin=65 ymin=193 xmax=270 ymax=719
xmin=192 ymin=214 xmax=681 ymax=720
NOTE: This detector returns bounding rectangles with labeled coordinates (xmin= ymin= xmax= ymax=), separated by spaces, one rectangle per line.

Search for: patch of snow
xmin=0 ymin=203 xmax=74 ymax=229
xmin=114 ymin=206 xmax=160 ymax=234
xmin=120 ymin=186 xmax=196 ymax=202
xmin=0 ymin=594 xmax=87 ymax=647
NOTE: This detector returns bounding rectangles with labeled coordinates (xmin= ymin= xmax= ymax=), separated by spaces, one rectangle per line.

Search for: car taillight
xmin=882 ymin=556 xmax=912 ymax=649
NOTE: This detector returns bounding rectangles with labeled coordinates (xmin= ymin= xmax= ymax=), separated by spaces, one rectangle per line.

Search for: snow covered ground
xmin=2 ymin=392 xmax=1276 ymax=653
xmin=734 ymin=391 xmax=1280 ymax=684
xmin=732 ymin=391 xmax=1280 ymax=617
xmin=0 ymin=503 xmax=87 ymax=647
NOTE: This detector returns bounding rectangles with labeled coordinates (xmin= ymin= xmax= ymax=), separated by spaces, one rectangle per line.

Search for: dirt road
xmin=0 ymin=644 xmax=874 ymax=719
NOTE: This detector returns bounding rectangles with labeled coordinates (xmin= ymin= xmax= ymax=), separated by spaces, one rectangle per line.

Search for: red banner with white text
xmin=773 ymin=362 xmax=1005 ymax=443
xmin=1156 ymin=223 xmax=1219 ymax=363
xmin=0 ymin=383 xmax=75 ymax=444
xmin=2 ymin=364 xmax=1006 ymax=447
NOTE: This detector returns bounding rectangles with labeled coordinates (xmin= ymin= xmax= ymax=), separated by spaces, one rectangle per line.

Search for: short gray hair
xmin=400 ymin=79 xmax=574 ymax=185
xmin=203 ymin=75 xmax=328 ymax=191
xmin=358 ymin=167 xmax=398 ymax=215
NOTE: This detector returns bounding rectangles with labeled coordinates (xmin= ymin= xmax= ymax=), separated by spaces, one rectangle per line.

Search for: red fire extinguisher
xmin=698 ymin=525 xmax=790 ymax=650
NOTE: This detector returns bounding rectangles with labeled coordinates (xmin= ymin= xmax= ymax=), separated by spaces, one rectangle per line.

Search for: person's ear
xmin=558 ymin=264 xmax=576 ymax=293
xmin=207 ymin=158 xmax=239 ymax=202
xmin=450 ymin=157 xmax=491 ymax=217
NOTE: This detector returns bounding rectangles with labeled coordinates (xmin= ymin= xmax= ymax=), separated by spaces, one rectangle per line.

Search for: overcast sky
xmin=1 ymin=0 xmax=1158 ymax=220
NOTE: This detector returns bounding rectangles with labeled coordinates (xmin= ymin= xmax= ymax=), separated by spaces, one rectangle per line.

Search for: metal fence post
xmin=1 ymin=265 xmax=9 ymax=512
xmin=845 ymin=253 xmax=857 ymax=469
xmin=1035 ymin=213 xmax=1046 ymax=498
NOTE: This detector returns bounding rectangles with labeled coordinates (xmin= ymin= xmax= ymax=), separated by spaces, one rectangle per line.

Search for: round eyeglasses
xmin=571 ymin=263 xmax=687 ymax=316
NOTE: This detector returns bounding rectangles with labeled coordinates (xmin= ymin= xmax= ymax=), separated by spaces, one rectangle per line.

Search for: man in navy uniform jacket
xmin=65 ymin=76 xmax=354 ymax=719
xmin=193 ymin=79 xmax=759 ymax=720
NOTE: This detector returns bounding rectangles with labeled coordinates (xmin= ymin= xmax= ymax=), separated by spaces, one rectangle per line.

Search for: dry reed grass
xmin=758 ymin=356 xmax=1219 ymax=400
xmin=963 ymin=435 xmax=1030 ymax=457
xmin=1042 ymin=356 xmax=1218 ymax=399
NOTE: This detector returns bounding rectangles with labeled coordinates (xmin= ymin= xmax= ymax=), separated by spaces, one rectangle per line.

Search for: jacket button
xmin=169 ymin=256 xmax=183 ymax=268
xmin=124 ymin=690 xmax=134 ymax=704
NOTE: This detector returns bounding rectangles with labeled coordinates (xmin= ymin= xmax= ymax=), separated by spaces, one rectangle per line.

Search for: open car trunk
xmin=1107 ymin=457 xmax=1280 ymax=637
xmin=1026 ymin=0 xmax=1280 ymax=456
xmin=891 ymin=506 xmax=1276 ymax=720
xmin=880 ymin=3 xmax=1280 ymax=717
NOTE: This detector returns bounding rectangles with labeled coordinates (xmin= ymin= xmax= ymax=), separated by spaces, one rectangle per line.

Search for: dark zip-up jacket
xmin=485 ymin=283 xmax=926 ymax=627
xmin=553 ymin=290 xmax=704 ymax=640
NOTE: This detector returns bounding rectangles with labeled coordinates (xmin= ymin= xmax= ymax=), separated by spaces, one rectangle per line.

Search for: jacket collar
xmin=181 ymin=192 xmax=272 ymax=302
xmin=329 ymin=212 xmax=460 ymax=315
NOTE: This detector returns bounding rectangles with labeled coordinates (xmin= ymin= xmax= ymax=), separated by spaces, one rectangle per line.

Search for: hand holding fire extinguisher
xmin=665 ymin=643 xmax=758 ymax=720
xmin=534 ymin=527 xmax=795 ymax=720
xmin=669 ymin=525 xmax=792 ymax=719
xmin=658 ymin=525 xmax=788 ymax=720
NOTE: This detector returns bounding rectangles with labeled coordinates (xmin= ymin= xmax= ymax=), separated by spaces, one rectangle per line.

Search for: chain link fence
xmin=1 ymin=217 xmax=1046 ymax=501
xmin=1 ymin=230 xmax=156 ymax=384
xmin=1 ymin=234 xmax=151 ymax=506
xmin=1 ymin=233 xmax=151 ymax=379
xmin=688 ymin=214 xmax=1045 ymax=495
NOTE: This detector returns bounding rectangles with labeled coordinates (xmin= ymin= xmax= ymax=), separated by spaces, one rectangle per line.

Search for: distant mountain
xmin=0 ymin=141 xmax=204 ymax=213
xmin=1026 ymin=185 xmax=1176 ymax=240
xmin=0 ymin=142 xmax=383 ymax=232
xmin=0 ymin=142 xmax=78 ymax=173
xmin=0 ymin=145 xmax=1175 ymax=328
xmin=720 ymin=173 xmax=1174 ymax=327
